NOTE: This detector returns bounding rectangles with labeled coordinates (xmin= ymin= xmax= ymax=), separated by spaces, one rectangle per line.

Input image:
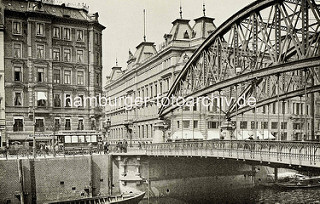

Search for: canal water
xmin=141 ymin=186 xmax=320 ymax=203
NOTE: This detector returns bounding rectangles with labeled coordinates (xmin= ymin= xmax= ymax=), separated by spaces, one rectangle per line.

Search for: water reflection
xmin=140 ymin=186 xmax=320 ymax=204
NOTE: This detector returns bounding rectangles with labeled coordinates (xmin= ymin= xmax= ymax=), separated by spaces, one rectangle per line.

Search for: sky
xmin=63 ymin=0 xmax=254 ymax=82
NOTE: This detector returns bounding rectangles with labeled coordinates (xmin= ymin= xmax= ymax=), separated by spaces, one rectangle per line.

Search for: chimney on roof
xmin=90 ymin=12 xmax=99 ymax=21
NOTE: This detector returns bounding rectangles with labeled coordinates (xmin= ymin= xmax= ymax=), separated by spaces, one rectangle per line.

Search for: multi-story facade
xmin=2 ymin=0 xmax=105 ymax=147
xmin=0 ymin=0 xmax=5 ymax=147
xmin=104 ymin=13 xmax=217 ymax=144
xmin=105 ymin=10 xmax=320 ymax=143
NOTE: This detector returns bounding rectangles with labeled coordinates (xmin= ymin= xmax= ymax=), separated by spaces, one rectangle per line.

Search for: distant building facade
xmin=104 ymin=14 xmax=217 ymax=144
xmin=104 ymin=10 xmax=320 ymax=143
xmin=2 ymin=0 xmax=105 ymax=147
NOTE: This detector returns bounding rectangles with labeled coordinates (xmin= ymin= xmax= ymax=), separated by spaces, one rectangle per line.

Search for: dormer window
xmin=192 ymin=31 xmax=196 ymax=38
xmin=184 ymin=30 xmax=189 ymax=39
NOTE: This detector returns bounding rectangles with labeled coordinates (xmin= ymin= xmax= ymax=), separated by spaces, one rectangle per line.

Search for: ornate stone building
xmin=104 ymin=12 xmax=217 ymax=144
xmin=2 ymin=0 xmax=105 ymax=147
xmin=104 ymin=9 xmax=320 ymax=143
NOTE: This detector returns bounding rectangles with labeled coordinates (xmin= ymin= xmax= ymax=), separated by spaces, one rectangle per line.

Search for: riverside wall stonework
xmin=0 ymin=155 xmax=111 ymax=204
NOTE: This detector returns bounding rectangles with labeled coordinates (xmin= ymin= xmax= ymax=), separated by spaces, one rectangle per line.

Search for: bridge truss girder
xmin=159 ymin=0 xmax=320 ymax=121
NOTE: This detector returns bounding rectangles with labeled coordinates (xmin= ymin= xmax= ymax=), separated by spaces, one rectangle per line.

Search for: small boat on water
xmin=275 ymin=176 xmax=320 ymax=189
xmin=266 ymin=172 xmax=305 ymax=183
xmin=45 ymin=191 xmax=145 ymax=204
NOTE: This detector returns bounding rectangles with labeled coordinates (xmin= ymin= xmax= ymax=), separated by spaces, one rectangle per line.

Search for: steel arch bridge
xmin=159 ymin=0 xmax=320 ymax=132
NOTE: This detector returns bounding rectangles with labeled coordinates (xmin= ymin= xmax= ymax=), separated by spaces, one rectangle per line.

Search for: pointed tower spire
xmin=203 ymin=2 xmax=206 ymax=17
xmin=179 ymin=1 xmax=183 ymax=19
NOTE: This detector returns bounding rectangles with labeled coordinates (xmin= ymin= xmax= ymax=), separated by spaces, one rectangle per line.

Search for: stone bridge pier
xmin=111 ymin=155 xmax=270 ymax=202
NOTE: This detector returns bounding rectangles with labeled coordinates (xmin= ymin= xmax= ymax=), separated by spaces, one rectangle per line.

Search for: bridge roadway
xmin=113 ymin=140 xmax=320 ymax=170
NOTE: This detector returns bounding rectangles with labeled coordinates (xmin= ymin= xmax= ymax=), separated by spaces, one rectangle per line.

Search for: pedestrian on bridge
xmin=123 ymin=140 xmax=128 ymax=153
xmin=104 ymin=142 xmax=109 ymax=154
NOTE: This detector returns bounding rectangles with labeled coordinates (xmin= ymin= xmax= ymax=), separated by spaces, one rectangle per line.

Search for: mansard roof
xmin=3 ymin=0 xmax=105 ymax=29
xmin=192 ymin=16 xmax=216 ymax=39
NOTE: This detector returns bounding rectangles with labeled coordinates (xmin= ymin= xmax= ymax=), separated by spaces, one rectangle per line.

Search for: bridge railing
xmin=144 ymin=140 xmax=320 ymax=167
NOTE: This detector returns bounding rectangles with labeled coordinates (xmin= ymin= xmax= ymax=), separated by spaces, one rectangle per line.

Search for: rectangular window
xmin=36 ymin=23 xmax=44 ymax=36
xmin=14 ymin=92 xmax=22 ymax=106
xmin=193 ymin=120 xmax=198 ymax=129
xmin=65 ymin=118 xmax=71 ymax=130
xmin=64 ymin=28 xmax=71 ymax=40
xmin=282 ymin=102 xmax=286 ymax=114
xmin=54 ymin=119 xmax=60 ymax=131
xmin=281 ymin=122 xmax=287 ymax=129
xmin=183 ymin=121 xmax=190 ymax=128
xmin=213 ymin=98 xmax=219 ymax=112
xmin=64 ymin=48 xmax=71 ymax=62
xmin=53 ymin=27 xmax=60 ymax=38
xmin=37 ymin=92 xmax=47 ymax=107
xmin=272 ymin=102 xmax=276 ymax=114
xmin=36 ymin=44 xmax=45 ymax=59
xmin=96 ymin=52 xmax=100 ymax=65
xmin=64 ymin=70 xmax=71 ymax=84
xmin=261 ymin=122 xmax=268 ymax=129
xmin=251 ymin=121 xmax=258 ymax=129
xmin=91 ymin=119 xmax=96 ymax=130
xmin=95 ymin=32 xmax=99 ymax=44
xmin=35 ymin=119 xmax=45 ymax=132
xmin=177 ymin=121 xmax=180 ymax=129
xmin=13 ymin=119 xmax=23 ymax=132
xmin=240 ymin=121 xmax=247 ymax=129
xmin=53 ymin=94 xmax=61 ymax=107
xmin=12 ymin=21 xmax=21 ymax=35
xmin=78 ymin=119 xmax=84 ymax=130
xmin=155 ymin=84 xmax=157 ymax=97
xmin=53 ymin=48 xmax=60 ymax=61
xmin=293 ymin=123 xmax=303 ymax=130
xmin=208 ymin=121 xmax=219 ymax=129
xmin=14 ymin=67 xmax=22 ymax=82
xmin=77 ymin=50 xmax=83 ymax=63
xmin=271 ymin=122 xmax=278 ymax=129
xmin=37 ymin=68 xmax=44 ymax=82
xmin=77 ymin=71 xmax=84 ymax=85
xmin=53 ymin=69 xmax=60 ymax=84
xmin=76 ymin=30 xmax=83 ymax=41
xmin=96 ymin=73 xmax=100 ymax=86
xmin=184 ymin=106 xmax=190 ymax=111
xmin=65 ymin=94 xmax=71 ymax=107
xmin=13 ymin=43 xmax=22 ymax=58
xmin=193 ymin=104 xmax=197 ymax=111
xmin=78 ymin=95 xmax=84 ymax=107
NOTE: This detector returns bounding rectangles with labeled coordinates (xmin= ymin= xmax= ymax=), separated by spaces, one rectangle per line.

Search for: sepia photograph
xmin=0 ymin=0 xmax=320 ymax=203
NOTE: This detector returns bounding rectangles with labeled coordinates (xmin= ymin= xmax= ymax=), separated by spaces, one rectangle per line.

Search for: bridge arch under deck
xmin=159 ymin=0 xmax=320 ymax=118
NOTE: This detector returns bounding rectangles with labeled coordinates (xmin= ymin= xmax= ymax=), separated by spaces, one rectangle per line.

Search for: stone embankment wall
xmin=0 ymin=155 xmax=111 ymax=204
